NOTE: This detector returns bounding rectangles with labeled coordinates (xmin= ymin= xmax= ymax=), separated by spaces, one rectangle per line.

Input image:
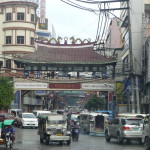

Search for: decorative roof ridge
xmin=35 ymin=37 xmax=96 ymax=47
xmin=37 ymin=42 xmax=95 ymax=49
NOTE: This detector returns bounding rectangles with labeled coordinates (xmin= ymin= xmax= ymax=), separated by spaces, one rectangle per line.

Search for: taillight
xmin=122 ymin=126 xmax=130 ymax=130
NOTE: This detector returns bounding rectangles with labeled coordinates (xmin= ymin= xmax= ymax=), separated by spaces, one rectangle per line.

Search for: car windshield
xmin=71 ymin=115 xmax=79 ymax=121
xmin=48 ymin=120 xmax=66 ymax=125
xmin=121 ymin=118 xmax=143 ymax=125
xmin=22 ymin=114 xmax=36 ymax=118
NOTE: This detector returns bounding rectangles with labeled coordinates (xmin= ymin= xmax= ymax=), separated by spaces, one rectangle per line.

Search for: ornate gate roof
xmin=15 ymin=41 xmax=117 ymax=65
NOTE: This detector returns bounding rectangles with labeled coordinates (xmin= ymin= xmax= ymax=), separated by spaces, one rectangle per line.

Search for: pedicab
xmin=0 ymin=119 xmax=15 ymax=148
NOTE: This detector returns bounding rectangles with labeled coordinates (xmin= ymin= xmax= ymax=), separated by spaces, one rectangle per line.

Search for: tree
xmin=84 ymin=94 xmax=106 ymax=111
xmin=0 ymin=77 xmax=14 ymax=110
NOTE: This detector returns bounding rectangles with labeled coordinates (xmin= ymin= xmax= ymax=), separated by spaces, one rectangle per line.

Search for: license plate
xmin=132 ymin=127 xmax=139 ymax=131
xmin=56 ymin=133 xmax=62 ymax=136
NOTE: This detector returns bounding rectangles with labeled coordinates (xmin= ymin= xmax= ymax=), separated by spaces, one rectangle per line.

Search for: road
xmin=0 ymin=128 xmax=145 ymax=150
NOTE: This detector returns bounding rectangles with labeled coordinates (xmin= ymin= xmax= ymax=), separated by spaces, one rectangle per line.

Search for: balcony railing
xmin=0 ymin=0 xmax=39 ymax=4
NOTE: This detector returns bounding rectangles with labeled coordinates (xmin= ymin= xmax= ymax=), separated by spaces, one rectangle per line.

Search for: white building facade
xmin=0 ymin=0 xmax=38 ymax=69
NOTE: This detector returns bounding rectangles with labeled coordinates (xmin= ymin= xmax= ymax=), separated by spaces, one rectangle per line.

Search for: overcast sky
xmin=46 ymin=0 xmax=120 ymax=42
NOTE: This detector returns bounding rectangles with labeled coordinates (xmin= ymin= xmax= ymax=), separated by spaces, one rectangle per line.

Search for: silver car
xmin=105 ymin=117 xmax=144 ymax=144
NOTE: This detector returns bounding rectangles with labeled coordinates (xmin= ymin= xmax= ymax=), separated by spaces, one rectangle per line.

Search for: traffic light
xmin=113 ymin=95 xmax=117 ymax=103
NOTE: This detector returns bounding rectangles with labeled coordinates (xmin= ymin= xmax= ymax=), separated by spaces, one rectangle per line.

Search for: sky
xmin=46 ymin=0 xmax=120 ymax=42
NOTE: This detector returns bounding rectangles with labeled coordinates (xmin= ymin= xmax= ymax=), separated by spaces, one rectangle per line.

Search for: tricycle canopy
xmin=0 ymin=122 xmax=2 ymax=129
xmin=3 ymin=119 xmax=15 ymax=126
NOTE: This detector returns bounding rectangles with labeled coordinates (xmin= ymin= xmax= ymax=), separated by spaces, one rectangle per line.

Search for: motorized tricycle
xmin=0 ymin=119 xmax=15 ymax=148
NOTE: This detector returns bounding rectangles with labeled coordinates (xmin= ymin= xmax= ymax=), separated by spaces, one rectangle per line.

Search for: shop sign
xmin=14 ymin=82 xmax=48 ymax=89
xmin=81 ymin=83 xmax=114 ymax=90
xmin=49 ymin=83 xmax=80 ymax=89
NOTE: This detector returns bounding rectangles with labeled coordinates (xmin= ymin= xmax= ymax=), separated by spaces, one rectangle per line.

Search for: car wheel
xmin=21 ymin=123 xmax=24 ymax=129
xmin=117 ymin=133 xmax=123 ymax=144
xmin=139 ymin=139 xmax=143 ymax=145
xmin=59 ymin=141 xmax=63 ymax=145
xmin=40 ymin=134 xmax=43 ymax=143
xmin=126 ymin=139 xmax=130 ymax=144
xmin=17 ymin=122 xmax=20 ymax=127
xmin=45 ymin=135 xmax=49 ymax=145
xmin=67 ymin=140 xmax=71 ymax=145
xmin=145 ymin=137 xmax=150 ymax=150
xmin=105 ymin=131 xmax=111 ymax=142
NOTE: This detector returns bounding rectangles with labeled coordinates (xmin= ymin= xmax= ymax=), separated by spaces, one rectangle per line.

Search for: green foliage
xmin=84 ymin=94 xmax=106 ymax=111
xmin=0 ymin=77 xmax=14 ymax=110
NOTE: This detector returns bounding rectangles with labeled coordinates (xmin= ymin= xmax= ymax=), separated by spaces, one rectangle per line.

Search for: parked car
xmin=16 ymin=112 xmax=38 ymax=128
xmin=0 ymin=113 xmax=17 ymax=126
xmin=105 ymin=117 xmax=144 ymax=144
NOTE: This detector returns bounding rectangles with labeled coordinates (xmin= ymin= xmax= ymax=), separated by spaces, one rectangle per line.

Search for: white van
xmin=32 ymin=110 xmax=51 ymax=117
xmin=9 ymin=109 xmax=23 ymax=117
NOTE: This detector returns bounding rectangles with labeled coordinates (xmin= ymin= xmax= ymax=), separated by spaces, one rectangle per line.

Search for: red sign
xmin=108 ymin=91 xmax=114 ymax=101
xmin=49 ymin=83 xmax=80 ymax=89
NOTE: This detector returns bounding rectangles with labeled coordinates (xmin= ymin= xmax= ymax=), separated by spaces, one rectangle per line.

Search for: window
xmin=17 ymin=12 xmax=24 ymax=21
xmin=6 ymin=36 xmax=12 ymax=44
xmin=30 ymin=37 xmax=34 ymax=45
xmin=123 ymin=56 xmax=129 ymax=72
xmin=17 ymin=36 xmax=24 ymax=44
xmin=124 ymin=31 xmax=129 ymax=50
xmin=31 ymin=14 xmax=35 ymax=22
xmin=6 ymin=59 xmax=11 ymax=69
xmin=6 ymin=13 xmax=12 ymax=21
xmin=112 ymin=119 xmax=119 ymax=125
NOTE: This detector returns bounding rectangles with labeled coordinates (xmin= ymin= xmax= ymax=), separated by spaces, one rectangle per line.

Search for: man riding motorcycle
xmin=2 ymin=125 xmax=15 ymax=141
xmin=71 ymin=125 xmax=79 ymax=140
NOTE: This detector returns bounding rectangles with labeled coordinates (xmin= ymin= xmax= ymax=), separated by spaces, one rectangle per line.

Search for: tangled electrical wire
xmin=59 ymin=0 xmax=123 ymax=45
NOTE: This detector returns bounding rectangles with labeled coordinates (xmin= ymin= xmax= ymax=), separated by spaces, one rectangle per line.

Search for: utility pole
xmin=99 ymin=0 xmax=133 ymax=112
xmin=127 ymin=0 xmax=135 ymax=113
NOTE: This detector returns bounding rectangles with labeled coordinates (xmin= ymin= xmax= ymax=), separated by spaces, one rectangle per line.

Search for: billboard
xmin=38 ymin=18 xmax=48 ymax=30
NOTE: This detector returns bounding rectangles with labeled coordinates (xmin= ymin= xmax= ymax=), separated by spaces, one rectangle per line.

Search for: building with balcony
xmin=0 ymin=0 xmax=39 ymax=69
xmin=141 ymin=0 xmax=150 ymax=113
xmin=119 ymin=0 xmax=150 ymax=113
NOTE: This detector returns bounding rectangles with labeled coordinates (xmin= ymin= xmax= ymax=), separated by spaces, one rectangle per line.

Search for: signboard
xmin=34 ymin=91 xmax=47 ymax=96
xmin=81 ymin=83 xmax=114 ymax=90
xmin=49 ymin=83 xmax=80 ymax=89
xmin=40 ymin=0 xmax=46 ymax=18
xmin=108 ymin=91 xmax=114 ymax=101
xmin=24 ymin=70 xmax=29 ymax=76
xmin=38 ymin=18 xmax=48 ymax=30
xmin=13 ymin=90 xmax=20 ymax=109
xmin=117 ymin=104 xmax=128 ymax=113
xmin=14 ymin=82 xmax=48 ymax=89
xmin=14 ymin=90 xmax=20 ymax=104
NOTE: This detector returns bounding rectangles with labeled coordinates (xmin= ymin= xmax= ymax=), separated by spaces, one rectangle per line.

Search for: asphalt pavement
xmin=0 ymin=128 xmax=145 ymax=150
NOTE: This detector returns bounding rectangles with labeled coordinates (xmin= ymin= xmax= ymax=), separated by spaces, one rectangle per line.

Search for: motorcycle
xmin=5 ymin=131 xmax=14 ymax=148
xmin=71 ymin=127 xmax=79 ymax=141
